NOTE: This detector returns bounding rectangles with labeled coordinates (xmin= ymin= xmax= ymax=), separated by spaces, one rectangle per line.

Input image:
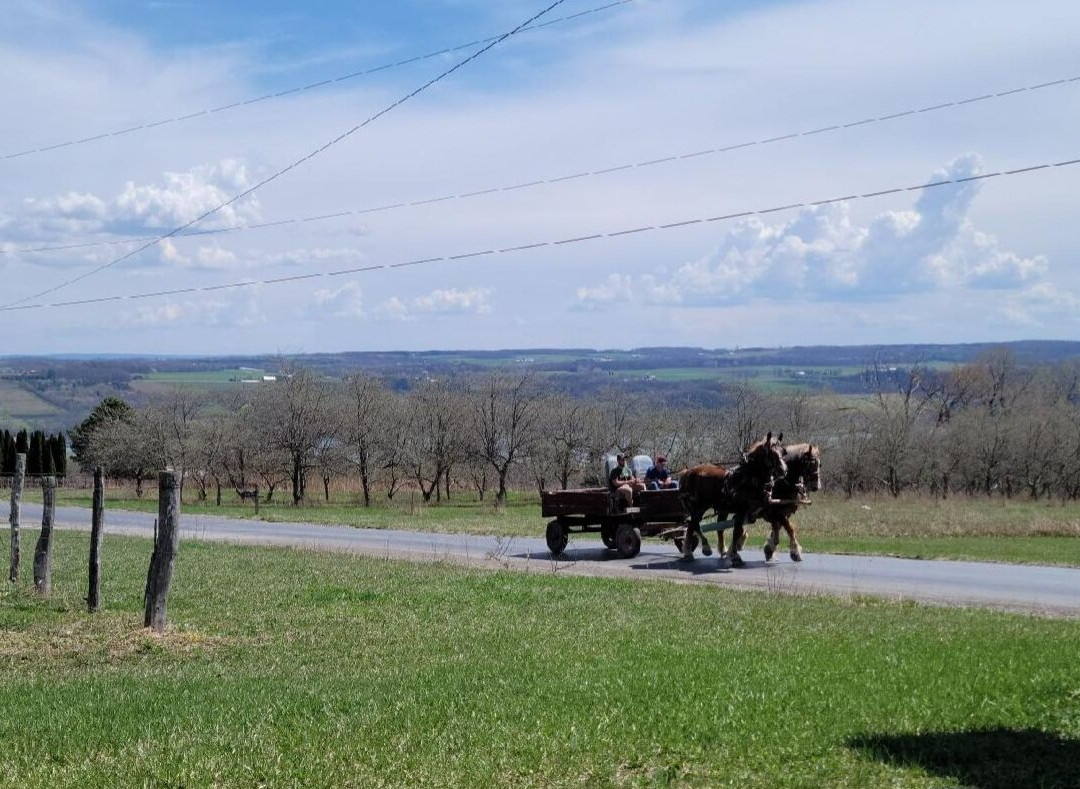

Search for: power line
xmin=1 ymin=0 xmax=631 ymax=162
xmin=0 ymin=0 xmax=571 ymax=311
xmin=3 ymin=152 xmax=1075 ymax=314
xmin=5 ymin=69 xmax=1077 ymax=258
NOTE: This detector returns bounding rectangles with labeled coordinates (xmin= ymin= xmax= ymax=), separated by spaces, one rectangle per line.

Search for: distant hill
xmin=3 ymin=341 xmax=1079 ymax=432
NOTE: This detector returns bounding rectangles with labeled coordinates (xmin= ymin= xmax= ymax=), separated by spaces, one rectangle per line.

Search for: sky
xmin=1 ymin=0 xmax=1078 ymax=355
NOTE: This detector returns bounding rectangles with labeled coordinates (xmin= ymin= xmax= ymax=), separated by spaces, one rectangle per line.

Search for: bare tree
xmin=86 ymin=411 xmax=158 ymax=497
xmin=401 ymin=379 xmax=465 ymax=503
xmin=526 ymin=394 xmax=594 ymax=491
xmin=719 ymin=381 xmax=771 ymax=454
xmin=255 ymin=365 xmax=340 ymax=506
xmin=143 ymin=388 xmax=203 ymax=499
xmin=343 ymin=373 xmax=389 ymax=507
xmin=866 ymin=362 xmax=940 ymax=497
xmin=467 ymin=373 xmax=542 ymax=502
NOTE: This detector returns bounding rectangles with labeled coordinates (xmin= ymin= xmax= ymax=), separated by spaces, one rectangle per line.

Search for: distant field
xmin=129 ymin=369 xmax=270 ymax=394
xmin=0 ymin=379 xmax=61 ymax=423
xmin=1 ymin=530 xmax=1078 ymax=787
xmin=138 ymin=369 xmax=268 ymax=383
xmin=618 ymin=364 xmax=861 ymax=384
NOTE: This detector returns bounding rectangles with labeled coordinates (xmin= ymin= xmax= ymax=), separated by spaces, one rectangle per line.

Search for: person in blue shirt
xmin=645 ymin=456 xmax=676 ymax=490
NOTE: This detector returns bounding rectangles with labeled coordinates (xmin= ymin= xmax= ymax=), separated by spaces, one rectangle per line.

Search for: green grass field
xmin=2 ymin=531 xmax=1080 ymax=789
xmin=1 ymin=530 xmax=1078 ymax=787
xmin=29 ymin=485 xmax=1080 ymax=567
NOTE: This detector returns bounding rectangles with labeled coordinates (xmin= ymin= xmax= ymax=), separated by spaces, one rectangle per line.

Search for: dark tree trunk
xmin=359 ymin=449 xmax=371 ymax=507
xmin=292 ymin=456 xmax=301 ymax=506
xmin=497 ymin=468 xmax=509 ymax=502
xmin=87 ymin=468 xmax=104 ymax=612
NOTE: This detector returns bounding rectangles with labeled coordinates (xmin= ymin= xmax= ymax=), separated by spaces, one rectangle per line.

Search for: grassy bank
xmin=24 ymin=483 xmax=1080 ymax=567
xmin=2 ymin=529 xmax=1079 ymax=787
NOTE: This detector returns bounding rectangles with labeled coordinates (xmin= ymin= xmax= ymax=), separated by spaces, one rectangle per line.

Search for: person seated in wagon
xmin=645 ymin=455 xmax=677 ymax=490
xmin=609 ymin=452 xmax=644 ymax=508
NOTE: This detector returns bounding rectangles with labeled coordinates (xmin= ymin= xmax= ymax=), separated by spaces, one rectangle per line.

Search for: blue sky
xmin=1 ymin=0 xmax=1078 ymax=354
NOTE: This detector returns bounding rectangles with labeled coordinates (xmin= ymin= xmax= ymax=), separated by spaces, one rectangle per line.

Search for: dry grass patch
xmin=1 ymin=614 xmax=235 ymax=667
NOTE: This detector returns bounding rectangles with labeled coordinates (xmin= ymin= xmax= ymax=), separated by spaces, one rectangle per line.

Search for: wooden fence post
xmin=144 ymin=471 xmax=180 ymax=633
xmin=33 ymin=475 xmax=56 ymax=595
xmin=142 ymin=518 xmax=157 ymax=619
xmin=87 ymin=467 xmax=104 ymax=612
xmin=8 ymin=453 xmax=24 ymax=582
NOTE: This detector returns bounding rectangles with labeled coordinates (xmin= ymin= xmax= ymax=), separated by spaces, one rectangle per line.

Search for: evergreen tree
xmin=52 ymin=433 xmax=67 ymax=477
xmin=28 ymin=430 xmax=44 ymax=475
xmin=1 ymin=430 xmax=11 ymax=474
xmin=15 ymin=429 xmax=29 ymax=455
xmin=41 ymin=439 xmax=55 ymax=475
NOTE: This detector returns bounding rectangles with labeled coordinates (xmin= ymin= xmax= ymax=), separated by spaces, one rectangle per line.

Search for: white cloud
xmin=572 ymin=274 xmax=637 ymax=311
xmin=3 ymin=159 xmax=263 ymax=242
xmin=1001 ymin=282 xmax=1080 ymax=326
xmin=120 ymin=287 xmax=264 ymax=328
xmin=307 ymin=281 xmax=365 ymax=320
xmin=575 ymin=155 xmax=1049 ymax=310
xmin=375 ymin=287 xmax=494 ymax=321
xmin=266 ymin=247 xmax=367 ymax=268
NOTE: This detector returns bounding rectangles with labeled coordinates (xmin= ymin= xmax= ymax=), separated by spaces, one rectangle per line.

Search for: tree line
xmin=1 ymin=429 xmax=67 ymax=477
xmin=62 ymin=349 xmax=1080 ymax=504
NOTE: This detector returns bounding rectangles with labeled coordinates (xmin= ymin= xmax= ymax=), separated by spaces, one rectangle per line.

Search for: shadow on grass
xmin=849 ymin=727 xmax=1080 ymax=789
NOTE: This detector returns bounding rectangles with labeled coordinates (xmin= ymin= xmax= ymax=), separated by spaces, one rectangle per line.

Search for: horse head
xmin=746 ymin=431 xmax=787 ymax=482
xmin=782 ymin=442 xmax=822 ymax=492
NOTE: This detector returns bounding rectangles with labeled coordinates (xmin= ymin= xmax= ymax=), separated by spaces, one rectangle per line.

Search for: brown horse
xmin=758 ymin=443 xmax=821 ymax=562
xmin=678 ymin=432 xmax=787 ymax=567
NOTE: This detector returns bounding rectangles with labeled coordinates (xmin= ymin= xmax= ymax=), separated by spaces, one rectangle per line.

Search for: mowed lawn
xmin=1 ymin=530 xmax=1079 ymax=787
xmin=30 ymin=484 xmax=1080 ymax=567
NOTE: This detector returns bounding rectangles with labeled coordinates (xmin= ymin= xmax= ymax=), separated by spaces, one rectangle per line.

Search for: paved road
xmin=5 ymin=502 xmax=1079 ymax=616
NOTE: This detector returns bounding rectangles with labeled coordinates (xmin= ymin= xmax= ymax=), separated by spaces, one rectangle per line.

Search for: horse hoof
xmin=730 ymin=553 xmax=745 ymax=568
xmin=679 ymin=553 xmax=695 ymax=562
xmin=791 ymin=552 xmax=802 ymax=562
xmin=701 ymin=543 xmax=713 ymax=557
xmin=763 ymin=544 xmax=774 ymax=561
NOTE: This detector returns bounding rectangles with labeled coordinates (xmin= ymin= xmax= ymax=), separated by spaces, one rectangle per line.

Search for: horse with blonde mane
xmin=678 ymin=432 xmax=787 ymax=567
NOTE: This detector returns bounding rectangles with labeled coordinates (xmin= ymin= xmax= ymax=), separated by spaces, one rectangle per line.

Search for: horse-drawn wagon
xmin=541 ymin=485 xmax=692 ymax=559
xmin=540 ymin=437 xmax=819 ymax=565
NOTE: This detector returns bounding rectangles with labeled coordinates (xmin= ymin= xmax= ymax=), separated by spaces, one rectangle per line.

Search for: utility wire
xmin=3 ymin=152 xmax=1075 ymax=313
xmin=1 ymin=1 xmax=631 ymax=162
xmin=0 ymin=0 xmax=570 ymax=311
xmin=5 ymin=69 xmax=1077 ymax=258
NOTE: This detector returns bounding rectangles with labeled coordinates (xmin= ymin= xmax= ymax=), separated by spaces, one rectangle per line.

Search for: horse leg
xmin=681 ymin=511 xmax=702 ymax=560
xmin=698 ymin=514 xmax=712 ymax=556
xmin=764 ymin=522 xmax=779 ymax=561
xmin=785 ymin=518 xmax=802 ymax=562
xmin=729 ymin=513 xmax=746 ymax=568
xmin=714 ymin=512 xmax=728 ymax=558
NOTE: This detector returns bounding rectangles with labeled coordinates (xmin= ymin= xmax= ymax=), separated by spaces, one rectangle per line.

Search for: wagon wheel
xmin=615 ymin=525 xmax=641 ymax=559
xmin=673 ymin=531 xmax=699 ymax=555
xmin=601 ymin=526 xmax=617 ymax=550
xmin=545 ymin=520 xmax=569 ymax=556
